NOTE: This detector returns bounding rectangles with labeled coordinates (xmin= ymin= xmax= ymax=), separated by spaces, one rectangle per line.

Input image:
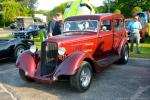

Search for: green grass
xmin=0 ymin=33 xmax=13 ymax=39
xmin=129 ymin=37 xmax=150 ymax=58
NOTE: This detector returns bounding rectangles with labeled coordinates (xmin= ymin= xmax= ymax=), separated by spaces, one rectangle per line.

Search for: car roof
xmin=65 ymin=13 xmax=124 ymax=21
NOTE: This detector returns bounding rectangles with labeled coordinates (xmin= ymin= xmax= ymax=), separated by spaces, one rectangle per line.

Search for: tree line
xmin=47 ymin=0 xmax=150 ymax=20
xmin=0 ymin=0 xmax=37 ymax=26
xmin=96 ymin=0 xmax=150 ymax=18
xmin=0 ymin=0 xmax=150 ymax=27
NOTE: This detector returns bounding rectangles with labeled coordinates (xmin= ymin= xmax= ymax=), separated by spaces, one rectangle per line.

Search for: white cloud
xmin=37 ymin=0 xmax=105 ymax=11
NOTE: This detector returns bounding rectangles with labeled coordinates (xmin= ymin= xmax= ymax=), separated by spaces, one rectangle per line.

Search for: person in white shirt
xmin=128 ymin=15 xmax=142 ymax=54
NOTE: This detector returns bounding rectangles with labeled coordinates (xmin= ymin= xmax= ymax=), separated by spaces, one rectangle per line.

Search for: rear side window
xmin=114 ymin=19 xmax=121 ymax=30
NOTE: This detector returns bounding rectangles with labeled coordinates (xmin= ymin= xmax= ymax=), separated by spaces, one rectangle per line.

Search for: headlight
xmin=11 ymin=32 xmax=14 ymax=35
xmin=30 ymin=45 xmax=36 ymax=53
xmin=58 ymin=47 xmax=66 ymax=55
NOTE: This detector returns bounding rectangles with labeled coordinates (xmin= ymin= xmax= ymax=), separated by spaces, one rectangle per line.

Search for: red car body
xmin=16 ymin=13 xmax=129 ymax=92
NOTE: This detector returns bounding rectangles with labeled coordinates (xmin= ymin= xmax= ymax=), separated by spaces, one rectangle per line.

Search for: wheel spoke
xmin=17 ymin=48 xmax=25 ymax=57
xmin=80 ymin=67 xmax=91 ymax=87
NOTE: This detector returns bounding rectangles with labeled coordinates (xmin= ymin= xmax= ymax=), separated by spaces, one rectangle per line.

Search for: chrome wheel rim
xmin=17 ymin=48 xmax=25 ymax=57
xmin=80 ymin=67 xmax=91 ymax=88
xmin=124 ymin=49 xmax=128 ymax=61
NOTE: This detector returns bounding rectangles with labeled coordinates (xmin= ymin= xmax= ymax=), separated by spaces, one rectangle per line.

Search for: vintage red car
xmin=16 ymin=13 xmax=129 ymax=92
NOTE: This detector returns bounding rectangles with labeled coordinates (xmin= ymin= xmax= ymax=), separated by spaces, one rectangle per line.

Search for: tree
xmin=114 ymin=9 xmax=121 ymax=14
xmin=16 ymin=0 xmax=37 ymax=11
xmin=132 ymin=6 xmax=142 ymax=16
xmin=47 ymin=2 xmax=67 ymax=21
xmin=2 ymin=0 xmax=29 ymax=23
xmin=97 ymin=0 xmax=149 ymax=18
xmin=34 ymin=10 xmax=48 ymax=15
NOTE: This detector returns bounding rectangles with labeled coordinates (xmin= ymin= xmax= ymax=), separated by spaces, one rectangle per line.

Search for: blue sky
xmin=37 ymin=0 xmax=105 ymax=11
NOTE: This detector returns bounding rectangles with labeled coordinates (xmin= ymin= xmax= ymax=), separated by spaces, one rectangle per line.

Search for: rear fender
xmin=117 ymin=38 xmax=128 ymax=55
xmin=16 ymin=50 xmax=37 ymax=77
xmin=54 ymin=51 xmax=93 ymax=77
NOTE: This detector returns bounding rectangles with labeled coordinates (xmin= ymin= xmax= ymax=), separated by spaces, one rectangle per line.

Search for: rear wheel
xmin=70 ymin=61 xmax=92 ymax=92
xmin=19 ymin=69 xmax=34 ymax=82
xmin=118 ymin=45 xmax=129 ymax=64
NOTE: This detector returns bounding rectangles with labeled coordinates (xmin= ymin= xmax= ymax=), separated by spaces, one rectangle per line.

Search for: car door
xmin=113 ymin=18 xmax=124 ymax=50
xmin=95 ymin=18 xmax=113 ymax=59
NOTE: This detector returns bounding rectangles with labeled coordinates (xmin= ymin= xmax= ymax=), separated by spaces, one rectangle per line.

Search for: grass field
xmin=0 ymin=33 xmax=13 ymax=39
xmin=129 ymin=37 xmax=150 ymax=58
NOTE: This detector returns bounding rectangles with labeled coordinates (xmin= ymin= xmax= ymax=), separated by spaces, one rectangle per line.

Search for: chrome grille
xmin=41 ymin=41 xmax=58 ymax=75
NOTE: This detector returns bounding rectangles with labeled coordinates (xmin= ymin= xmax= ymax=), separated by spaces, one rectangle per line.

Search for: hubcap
xmin=17 ymin=48 xmax=25 ymax=57
xmin=124 ymin=49 xmax=128 ymax=61
xmin=80 ymin=67 xmax=91 ymax=88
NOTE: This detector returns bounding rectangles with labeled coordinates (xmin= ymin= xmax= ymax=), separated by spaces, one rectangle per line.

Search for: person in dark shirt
xmin=47 ymin=13 xmax=63 ymax=37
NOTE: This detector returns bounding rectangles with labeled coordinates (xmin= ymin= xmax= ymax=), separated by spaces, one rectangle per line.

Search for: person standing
xmin=47 ymin=13 xmax=63 ymax=37
xmin=128 ymin=15 xmax=142 ymax=54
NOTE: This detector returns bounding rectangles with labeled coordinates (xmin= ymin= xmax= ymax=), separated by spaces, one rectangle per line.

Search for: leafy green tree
xmin=114 ymin=9 xmax=121 ymax=14
xmin=16 ymin=0 xmax=37 ymax=11
xmin=2 ymin=0 xmax=29 ymax=23
xmin=35 ymin=10 xmax=48 ymax=16
xmin=96 ymin=6 xmax=107 ymax=13
xmin=48 ymin=2 xmax=67 ymax=21
xmin=97 ymin=0 xmax=150 ymax=18
xmin=132 ymin=6 xmax=142 ymax=16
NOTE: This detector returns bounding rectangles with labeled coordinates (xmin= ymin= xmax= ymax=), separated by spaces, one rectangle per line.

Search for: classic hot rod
xmin=16 ymin=14 xmax=129 ymax=92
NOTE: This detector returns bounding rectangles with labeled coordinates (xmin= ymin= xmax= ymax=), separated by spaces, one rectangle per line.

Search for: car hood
xmin=13 ymin=29 xmax=38 ymax=34
xmin=13 ymin=30 xmax=27 ymax=34
xmin=47 ymin=32 xmax=97 ymax=44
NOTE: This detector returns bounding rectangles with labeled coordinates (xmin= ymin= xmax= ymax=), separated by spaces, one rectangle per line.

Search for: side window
xmin=101 ymin=20 xmax=111 ymax=31
xmin=114 ymin=19 xmax=121 ymax=30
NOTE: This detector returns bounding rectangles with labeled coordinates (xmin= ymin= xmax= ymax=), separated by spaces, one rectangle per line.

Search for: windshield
xmin=26 ymin=25 xmax=38 ymax=31
xmin=64 ymin=20 xmax=98 ymax=33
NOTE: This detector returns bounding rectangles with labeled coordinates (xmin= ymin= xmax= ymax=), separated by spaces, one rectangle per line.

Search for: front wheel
xmin=70 ymin=61 xmax=92 ymax=92
xmin=118 ymin=45 xmax=129 ymax=64
xmin=19 ymin=69 xmax=34 ymax=82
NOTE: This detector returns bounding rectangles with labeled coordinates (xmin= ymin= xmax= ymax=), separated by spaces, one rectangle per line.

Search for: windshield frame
xmin=26 ymin=25 xmax=38 ymax=31
xmin=63 ymin=20 xmax=99 ymax=33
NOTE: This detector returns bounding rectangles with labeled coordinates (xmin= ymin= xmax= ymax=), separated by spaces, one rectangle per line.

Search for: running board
xmin=96 ymin=55 xmax=120 ymax=66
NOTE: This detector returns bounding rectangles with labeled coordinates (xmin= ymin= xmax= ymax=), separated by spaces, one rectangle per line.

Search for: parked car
xmin=12 ymin=24 xmax=47 ymax=39
xmin=16 ymin=14 xmax=129 ymax=92
xmin=0 ymin=38 xmax=33 ymax=60
xmin=10 ymin=22 xmax=17 ymax=29
xmin=16 ymin=16 xmax=34 ymax=30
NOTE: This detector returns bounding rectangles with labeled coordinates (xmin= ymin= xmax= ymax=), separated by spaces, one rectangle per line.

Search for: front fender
xmin=16 ymin=50 xmax=36 ymax=77
xmin=54 ymin=51 xmax=93 ymax=77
